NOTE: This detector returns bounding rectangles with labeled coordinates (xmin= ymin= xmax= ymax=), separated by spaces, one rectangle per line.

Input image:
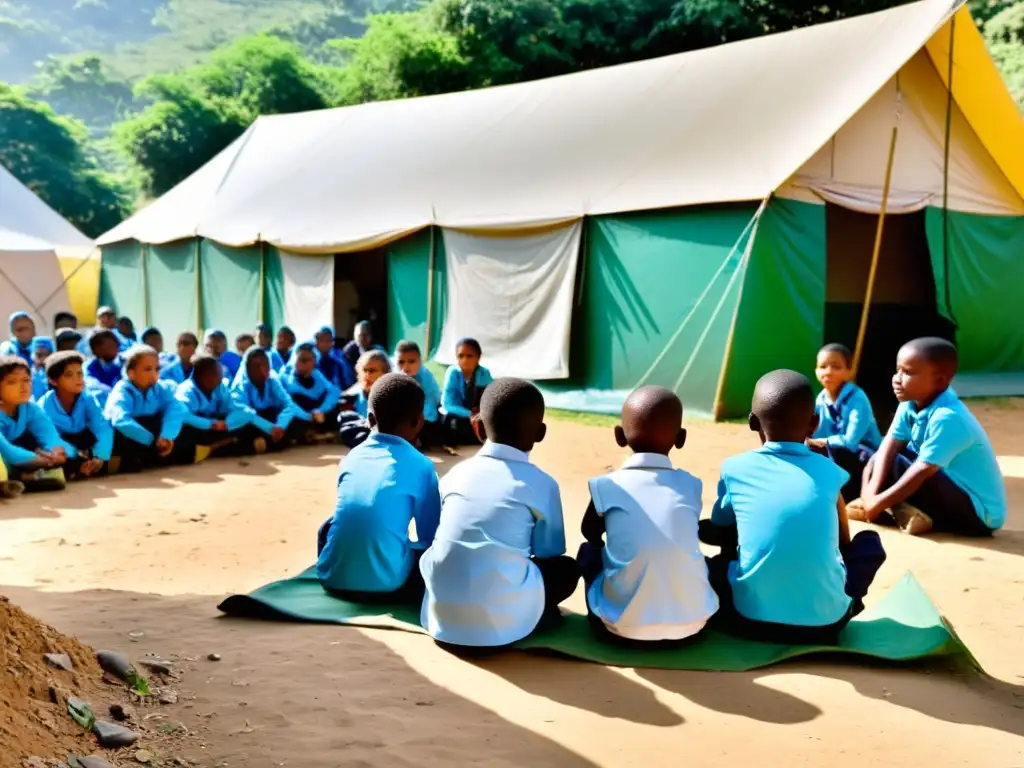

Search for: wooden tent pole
xmin=141 ymin=242 xmax=151 ymax=326
xmin=424 ymin=223 xmax=437 ymax=356
xmin=851 ymin=123 xmax=899 ymax=380
xmin=194 ymin=239 xmax=203 ymax=333
xmin=258 ymin=241 xmax=267 ymax=324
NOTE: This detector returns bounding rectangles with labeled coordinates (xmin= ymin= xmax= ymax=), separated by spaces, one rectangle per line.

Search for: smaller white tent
xmin=0 ymin=164 xmax=94 ymax=334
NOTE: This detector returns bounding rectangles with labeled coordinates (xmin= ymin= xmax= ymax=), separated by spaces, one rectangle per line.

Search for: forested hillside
xmin=1 ymin=0 xmax=1021 ymax=238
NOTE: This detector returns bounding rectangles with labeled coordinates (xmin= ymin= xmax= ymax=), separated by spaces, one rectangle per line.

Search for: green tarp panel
xmin=553 ymin=206 xmax=757 ymax=418
xmin=925 ymin=208 xmax=1024 ymax=372
xmin=146 ymin=241 xmax=198 ymax=334
xmin=386 ymin=228 xmax=447 ymax=357
xmin=262 ymin=246 xmax=286 ymax=333
xmin=97 ymin=241 xmax=146 ymax=322
xmin=718 ymin=198 xmax=827 ymax=418
xmin=199 ymin=241 xmax=263 ymax=339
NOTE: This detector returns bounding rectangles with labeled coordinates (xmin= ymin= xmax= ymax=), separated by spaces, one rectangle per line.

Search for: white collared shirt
xmin=587 ymin=453 xmax=718 ymax=641
xmin=419 ymin=441 xmax=566 ymax=647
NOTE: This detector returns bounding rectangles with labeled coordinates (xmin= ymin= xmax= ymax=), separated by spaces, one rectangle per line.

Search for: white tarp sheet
xmin=435 ymin=224 xmax=581 ymax=380
xmin=279 ymin=250 xmax=335 ymax=341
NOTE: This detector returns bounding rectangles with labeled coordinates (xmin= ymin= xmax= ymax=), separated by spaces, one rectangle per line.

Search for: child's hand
xmin=312 ymin=410 xmax=325 ymax=424
xmin=81 ymin=458 xmax=104 ymax=476
xmin=271 ymin=426 xmax=286 ymax=442
xmin=806 ymin=438 xmax=828 ymax=454
xmin=51 ymin=446 xmax=67 ymax=463
xmin=212 ymin=420 xmax=228 ymax=431
xmin=33 ymin=449 xmax=59 ymax=468
xmin=155 ymin=438 xmax=173 ymax=457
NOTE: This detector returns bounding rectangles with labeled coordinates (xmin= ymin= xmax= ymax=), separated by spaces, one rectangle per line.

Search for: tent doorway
xmin=823 ymin=204 xmax=955 ymax=429
xmin=333 ymin=249 xmax=389 ymax=349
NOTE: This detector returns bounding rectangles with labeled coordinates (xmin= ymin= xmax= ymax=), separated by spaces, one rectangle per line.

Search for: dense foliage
xmin=0 ymin=0 xmax=1021 ymax=235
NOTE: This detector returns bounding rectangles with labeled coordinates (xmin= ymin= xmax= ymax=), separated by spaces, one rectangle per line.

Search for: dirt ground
xmin=1 ymin=400 xmax=1023 ymax=767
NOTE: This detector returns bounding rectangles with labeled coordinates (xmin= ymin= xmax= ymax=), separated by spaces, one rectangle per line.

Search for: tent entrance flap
xmin=334 ymin=248 xmax=388 ymax=346
xmin=824 ymin=203 xmax=953 ymax=427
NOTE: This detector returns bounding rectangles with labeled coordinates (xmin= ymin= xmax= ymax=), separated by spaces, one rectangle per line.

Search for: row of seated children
xmin=314 ymin=335 xmax=1005 ymax=653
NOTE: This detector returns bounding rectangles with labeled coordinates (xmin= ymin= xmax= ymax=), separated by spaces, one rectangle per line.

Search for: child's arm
xmin=700 ymin=477 xmax=739 ymax=556
xmin=26 ymin=402 xmax=64 ymax=454
xmin=441 ymin=368 xmax=471 ymax=419
xmin=105 ymin=385 xmax=154 ymax=445
xmin=221 ymin=386 xmax=252 ymax=431
xmin=158 ymin=385 xmax=186 ymax=442
xmin=84 ymin=394 xmax=114 ymax=462
xmin=836 ymin=495 xmax=851 ymax=548
xmin=270 ymin=379 xmax=298 ymax=430
xmin=414 ymin=465 xmax=442 ymax=548
xmin=580 ymin=501 xmax=605 ymax=545
xmin=176 ymin=386 xmax=215 ymax=430
xmin=0 ymin=431 xmax=42 ymax=468
xmin=829 ymin=390 xmax=877 ymax=451
xmin=230 ymin=385 xmax=273 ymax=434
xmin=318 ymin=371 xmax=342 ymax=414
xmin=531 ymin=479 xmax=567 ymax=558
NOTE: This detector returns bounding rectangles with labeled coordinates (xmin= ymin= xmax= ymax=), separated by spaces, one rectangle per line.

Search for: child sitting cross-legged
xmin=230 ymin=347 xmax=300 ymax=452
xmin=280 ymin=342 xmax=342 ymax=440
xmin=85 ymin=329 xmax=123 ymax=408
xmin=420 ymin=378 xmax=579 ymax=654
xmin=700 ymin=370 xmax=886 ymax=645
xmin=316 ymin=373 xmax=440 ymax=604
xmin=160 ymin=332 xmax=199 ymax=385
xmin=849 ymin=337 xmax=1005 ymax=537
xmin=577 ymin=386 xmax=718 ymax=648
xmin=394 ymin=340 xmax=442 ymax=449
xmin=337 ymin=350 xmax=390 ymax=449
xmin=39 ymin=352 xmax=113 ymax=479
xmin=176 ymin=353 xmax=256 ymax=459
xmin=439 ymin=338 xmax=493 ymax=446
xmin=105 ymin=344 xmax=191 ymax=471
xmin=0 ymin=355 xmax=67 ymax=493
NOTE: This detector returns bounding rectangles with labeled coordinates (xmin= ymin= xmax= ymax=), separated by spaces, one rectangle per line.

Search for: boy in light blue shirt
xmin=40 ymin=352 xmax=113 ymax=479
xmin=176 ymin=353 xmax=255 ymax=459
xmin=577 ymin=386 xmax=717 ymax=647
xmin=807 ymin=343 xmax=882 ymax=500
xmin=160 ymin=332 xmax=200 ymax=385
xmin=420 ymin=378 xmax=579 ymax=652
xmin=230 ymin=347 xmax=300 ymax=451
xmin=700 ymin=369 xmax=886 ymax=645
xmin=279 ymin=343 xmax=342 ymax=438
xmin=850 ymin=338 xmax=1005 ymax=537
xmin=0 ymin=355 xmax=67 ymax=491
xmin=394 ymin=340 xmax=442 ymax=449
xmin=317 ymin=373 xmax=440 ymax=603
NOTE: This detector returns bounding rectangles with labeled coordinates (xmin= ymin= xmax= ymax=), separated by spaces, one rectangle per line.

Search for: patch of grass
xmin=546 ymin=409 xmax=619 ymax=428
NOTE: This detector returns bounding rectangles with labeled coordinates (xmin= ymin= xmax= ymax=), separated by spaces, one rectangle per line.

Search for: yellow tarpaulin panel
xmin=925 ymin=7 xmax=1024 ymax=204
xmin=59 ymin=254 xmax=101 ymax=321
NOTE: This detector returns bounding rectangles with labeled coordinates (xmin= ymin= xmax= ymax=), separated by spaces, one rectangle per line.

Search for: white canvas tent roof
xmin=99 ymin=0 xmax=1024 ymax=254
xmin=0 ymin=164 xmax=93 ymax=332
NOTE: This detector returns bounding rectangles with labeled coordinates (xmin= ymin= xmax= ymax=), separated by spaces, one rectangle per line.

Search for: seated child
xmin=807 ymin=343 xmax=882 ymax=500
xmin=337 ymin=350 xmax=390 ymax=448
xmin=53 ymin=311 xmax=78 ymax=332
xmin=280 ymin=343 xmax=342 ymax=437
xmin=84 ymin=329 xmax=123 ymax=407
xmin=31 ymin=337 xmax=54 ymax=401
xmin=55 ymin=328 xmax=83 ymax=353
xmin=275 ymin=326 xmax=296 ymax=367
xmin=176 ymin=353 xmax=255 ymax=459
xmin=420 ymin=378 xmax=579 ymax=652
xmin=235 ymin=333 xmax=256 ymax=356
xmin=140 ymin=326 xmax=174 ymax=369
xmin=577 ymin=386 xmax=717 ymax=648
xmin=315 ymin=327 xmax=355 ymax=389
xmin=104 ymin=345 xmax=190 ymax=470
xmin=316 ymin=373 xmax=440 ymax=604
xmin=0 ymin=355 xmax=68 ymax=490
xmin=117 ymin=316 xmax=137 ymax=344
xmin=230 ymin=347 xmax=300 ymax=451
xmin=255 ymin=323 xmax=285 ymax=371
xmin=849 ymin=338 xmax=1005 ymax=537
xmin=204 ymin=329 xmax=241 ymax=381
xmin=440 ymin=338 xmax=493 ymax=446
xmin=395 ymin=340 xmax=441 ymax=448
xmin=160 ymin=332 xmax=200 ymax=384
xmin=39 ymin=352 xmax=113 ymax=479
xmin=1 ymin=312 xmax=36 ymax=363
xmin=341 ymin=320 xmax=386 ymax=369
xmin=700 ymin=370 xmax=886 ymax=645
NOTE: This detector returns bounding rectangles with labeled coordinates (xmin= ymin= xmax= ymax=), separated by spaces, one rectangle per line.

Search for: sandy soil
xmin=1 ymin=401 xmax=1023 ymax=766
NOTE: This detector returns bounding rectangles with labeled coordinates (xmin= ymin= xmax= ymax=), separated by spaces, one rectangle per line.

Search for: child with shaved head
xmin=701 ymin=369 xmax=886 ymax=645
xmin=577 ymin=386 xmax=718 ymax=647
xmin=851 ymin=337 xmax=1005 ymax=536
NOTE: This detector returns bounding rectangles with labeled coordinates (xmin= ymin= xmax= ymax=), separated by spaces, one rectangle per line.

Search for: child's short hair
xmin=293 ymin=341 xmax=317 ymax=360
xmin=903 ymin=337 xmax=958 ymax=374
xmin=245 ymin=347 xmax=270 ymax=366
xmin=177 ymin=331 xmax=199 ymax=347
xmin=236 ymin=333 xmax=255 ymax=345
xmin=88 ymin=329 xmax=119 ymax=354
xmin=46 ymin=351 xmax=85 ymax=381
xmin=752 ymin=370 xmax=815 ymax=429
xmin=455 ymin=337 xmax=482 ymax=356
xmin=369 ymin=372 xmax=425 ymax=432
xmin=818 ymin=343 xmax=852 ymax=366
xmin=141 ymin=326 xmax=162 ymax=344
xmin=205 ymin=329 xmax=227 ymax=343
xmin=0 ymin=355 xmax=30 ymax=381
xmin=480 ymin=378 xmax=544 ymax=445
xmin=191 ymin=352 xmax=222 ymax=379
xmin=55 ymin=328 xmax=82 ymax=347
xmin=395 ymin=340 xmax=421 ymax=357
xmin=278 ymin=325 xmax=295 ymax=340
xmin=123 ymin=344 xmax=159 ymax=371
xmin=53 ymin=311 xmax=77 ymax=327
xmin=357 ymin=349 xmax=391 ymax=374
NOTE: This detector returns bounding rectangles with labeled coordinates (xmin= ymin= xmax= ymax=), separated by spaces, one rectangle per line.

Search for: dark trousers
xmin=113 ymin=415 xmax=194 ymax=470
xmin=442 ymin=414 xmax=480 ymax=446
xmin=418 ymin=419 xmax=443 ymax=450
xmin=828 ymin=445 xmax=874 ymax=500
xmin=316 ymin=519 xmax=426 ymax=605
xmin=337 ymin=411 xmax=371 ymax=449
xmin=877 ymin=450 xmax=991 ymax=537
xmin=59 ymin=429 xmax=107 ymax=478
xmin=292 ymin=394 xmax=341 ymax=436
xmin=706 ymin=530 xmax=886 ymax=645
xmin=435 ymin=554 xmax=580 ymax=657
xmin=255 ymin=409 xmax=304 ymax=450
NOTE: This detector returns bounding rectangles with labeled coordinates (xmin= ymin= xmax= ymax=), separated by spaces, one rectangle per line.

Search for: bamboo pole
xmin=194 ymin=239 xmax=203 ymax=333
xmin=851 ymin=123 xmax=899 ymax=379
xmin=258 ymin=242 xmax=267 ymax=324
xmin=424 ymin=224 xmax=437 ymax=356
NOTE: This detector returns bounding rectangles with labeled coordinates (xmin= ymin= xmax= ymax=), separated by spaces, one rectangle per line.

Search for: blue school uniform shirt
xmin=889 ymin=389 xmax=1006 ymax=530
xmin=420 ymin=441 xmax=566 ymax=647
xmin=0 ymin=401 xmax=64 ymax=468
xmin=0 ymin=338 xmax=32 ymax=363
xmin=587 ymin=454 xmax=718 ymax=641
xmin=353 ymin=389 xmax=369 ymax=418
xmin=279 ymin=368 xmax=341 ymax=419
xmin=38 ymin=390 xmax=114 ymax=461
xmin=159 ymin=358 xmax=194 ymax=385
xmin=317 ymin=352 xmax=355 ymax=390
xmin=265 ymin=347 xmax=286 ymax=372
xmin=711 ymin=442 xmax=851 ymax=627
xmin=230 ymin=349 xmax=298 ymax=434
xmin=31 ymin=367 xmax=49 ymax=401
xmin=219 ymin=350 xmax=242 ymax=381
xmin=317 ymin=432 xmax=441 ymax=593
xmin=440 ymin=365 xmax=493 ymax=419
xmin=85 ymin=357 xmax=122 ymax=390
xmin=104 ymin=380 xmax=186 ymax=445
xmin=813 ymin=382 xmax=882 ymax=451
xmin=412 ymin=367 xmax=441 ymax=423
xmin=175 ymin=378 xmax=252 ymax=432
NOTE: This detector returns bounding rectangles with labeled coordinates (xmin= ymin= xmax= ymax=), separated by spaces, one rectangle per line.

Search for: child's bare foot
xmin=892 ymin=503 xmax=933 ymax=535
xmin=846 ymin=498 xmax=871 ymax=522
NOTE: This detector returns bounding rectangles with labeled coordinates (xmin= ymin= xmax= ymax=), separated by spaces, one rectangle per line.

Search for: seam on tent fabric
xmin=35 ymin=246 xmax=101 ymax=317
xmin=633 ymin=197 xmax=769 ymax=391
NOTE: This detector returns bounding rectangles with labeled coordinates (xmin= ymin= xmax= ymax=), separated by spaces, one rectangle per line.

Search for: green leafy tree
xmin=982 ymin=1 xmax=1024 ymax=107
xmin=0 ymin=83 xmax=128 ymax=237
xmin=26 ymin=55 xmax=137 ymax=136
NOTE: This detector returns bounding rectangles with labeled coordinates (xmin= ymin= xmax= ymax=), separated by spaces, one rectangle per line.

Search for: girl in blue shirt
xmin=440 ymin=338 xmax=493 ymax=446
xmin=230 ymin=347 xmax=300 ymax=452
xmin=0 ymin=355 xmax=68 ymax=491
xmin=38 ymin=351 xmax=113 ymax=479
xmin=808 ymin=343 xmax=882 ymax=499
xmin=280 ymin=343 xmax=342 ymax=438
xmin=0 ymin=311 xmax=36 ymax=363
xmin=31 ymin=337 xmax=54 ymax=401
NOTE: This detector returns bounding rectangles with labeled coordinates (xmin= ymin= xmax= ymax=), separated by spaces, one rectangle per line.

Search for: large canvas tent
xmin=96 ymin=0 xmax=1024 ymax=418
xmin=0 ymin=164 xmax=98 ymax=333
